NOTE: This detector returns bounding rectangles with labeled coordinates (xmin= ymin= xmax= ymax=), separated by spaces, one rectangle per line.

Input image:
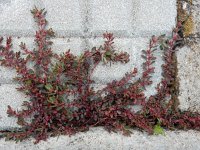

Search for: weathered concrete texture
xmin=133 ymin=0 xmax=177 ymax=37
xmin=51 ymin=38 xmax=86 ymax=55
xmin=0 ymin=67 xmax=17 ymax=84
xmin=177 ymin=45 xmax=200 ymax=112
xmin=88 ymin=0 xmax=177 ymax=37
xmin=0 ymin=128 xmax=200 ymax=150
xmin=0 ymin=0 xmax=176 ymax=38
xmin=88 ymin=0 xmax=134 ymax=37
xmin=0 ymin=84 xmax=28 ymax=129
xmin=177 ymin=0 xmax=200 ymax=112
xmin=43 ymin=0 xmax=85 ymax=37
xmin=0 ymin=0 xmax=35 ymax=37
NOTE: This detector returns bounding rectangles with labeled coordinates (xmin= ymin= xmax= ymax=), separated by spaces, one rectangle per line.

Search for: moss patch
xmin=177 ymin=0 xmax=194 ymax=37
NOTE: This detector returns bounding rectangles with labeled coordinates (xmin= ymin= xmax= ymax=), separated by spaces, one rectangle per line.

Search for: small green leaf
xmin=91 ymin=47 xmax=96 ymax=51
xmin=17 ymin=117 xmax=25 ymax=126
xmin=37 ymin=84 xmax=44 ymax=88
xmin=48 ymin=97 xmax=55 ymax=103
xmin=24 ymin=90 xmax=29 ymax=94
xmin=160 ymin=45 xmax=163 ymax=50
xmin=153 ymin=124 xmax=165 ymax=135
xmin=25 ymin=80 xmax=32 ymax=85
xmin=61 ymin=62 xmax=65 ymax=69
xmin=28 ymin=69 xmax=34 ymax=74
xmin=15 ymin=139 xmax=20 ymax=143
xmin=162 ymin=42 xmax=168 ymax=48
xmin=102 ymin=56 xmax=107 ymax=63
xmin=105 ymin=51 xmax=111 ymax=57
xmin=73 ymin=61 xmax=78 ymax=67
xmin=45 ymin=84 xmax=53 ymax=91
xmin=160 ymin=34 xmax=166 ymax=38
xmin=56 ymin=106 xmax=63 ymax=111
xmin=124 ymin=125 xmax=131 ymax=130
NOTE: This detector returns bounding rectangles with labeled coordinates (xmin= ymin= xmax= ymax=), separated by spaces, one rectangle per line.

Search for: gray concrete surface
xmin=0 ymin=0 xmax=177 ymax=38
xmin=0 ymin=84 xmax=28 ymax=129
xmin=0 ymin=128 xmax=200 ymax=150
xmin=177 ymin=45 xmax=200 ymax=112
xmin=177 ymin=0 xmax=200 ymax=113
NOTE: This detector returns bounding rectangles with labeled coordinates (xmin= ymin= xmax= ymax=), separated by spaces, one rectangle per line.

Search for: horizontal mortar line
xmin=0 ymin=34 xmax=170 ymax=39
xmin=0 ymin=126 xmax=23 ymax=131
xmin=0 ymin=83 xmax=19 ymax=85
xmin=0 ymin=29 xmax=35 ymax=37
xmin=0 ymin=30 xmax=173 ymax=38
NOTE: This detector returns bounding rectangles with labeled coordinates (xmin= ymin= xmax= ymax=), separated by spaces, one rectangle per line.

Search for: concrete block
xmin=0 ymin=84 xmax=28 ymax=130
xmin=0 ymin=0 xmax=85 ymax=37
xmin=88 ymin=37 xmax=163 ymax=97
xmin=0 ymin=0 xmax=36 ymax=37
xmin=0 ymin=128 xmax=200 ymax=149
xmin=177 ymin=46 xmax=200 ymax=112
xmin=88 ymin=0 xmax=176 ymax=38
xmin=133 ymin=0 xmax=177 ymax=37
xmin=42 ymin=0 xmax=85 ymax=37
xmin=0 ymin=67 xmax=17 ymax=84
xmin=51 ymin=38 xmax=86 ymax=56
xmin=88 ymin=0 xmax=134 ymax=37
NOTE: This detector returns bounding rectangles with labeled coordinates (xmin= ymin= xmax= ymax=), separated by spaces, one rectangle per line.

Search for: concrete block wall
xmin=0 ymin=0 xmax=177 ymax=129
xmin=1 ymin=0 xmax=200 ymax=149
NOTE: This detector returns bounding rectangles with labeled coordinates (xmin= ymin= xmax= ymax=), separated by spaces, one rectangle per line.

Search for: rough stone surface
xmin=43 ymin=0 xmax=85 ymax=37
xmin=177 ymin=45 xmax=200 ymax=112
xmin=0 ymin=0 xmax=176 ymax=38
xmin=177 ymin=0 xmax=200 ymax=112
xmin=0 ymin=0 xmax=35 ymax=37
xmin=0 ymin=128 xmax=200 ymax=150
xmin=0 ymin=84 xmax=28 ymax=129
xmin=88 ymin=0 xmax=134 ymax=37
xmin=133 ymin=0 xmax=177 ymax=37
xmin=51 ymin=38 xmax=86 ymax=55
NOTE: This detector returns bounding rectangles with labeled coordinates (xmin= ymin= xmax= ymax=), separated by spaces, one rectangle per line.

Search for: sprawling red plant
xmin=0 ymin=8 xmax=200 ymax=143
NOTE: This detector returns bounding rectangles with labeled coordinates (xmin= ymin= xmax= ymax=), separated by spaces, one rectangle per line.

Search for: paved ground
xmin=0 ymin=128 xmax=200 ymax=150
xmin=0 ymin=0 xmax=200 ymax=149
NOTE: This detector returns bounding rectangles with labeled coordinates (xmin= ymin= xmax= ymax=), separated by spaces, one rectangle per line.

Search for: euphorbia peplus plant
xmin=0 ymin=8 xmax=200 ymax=143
